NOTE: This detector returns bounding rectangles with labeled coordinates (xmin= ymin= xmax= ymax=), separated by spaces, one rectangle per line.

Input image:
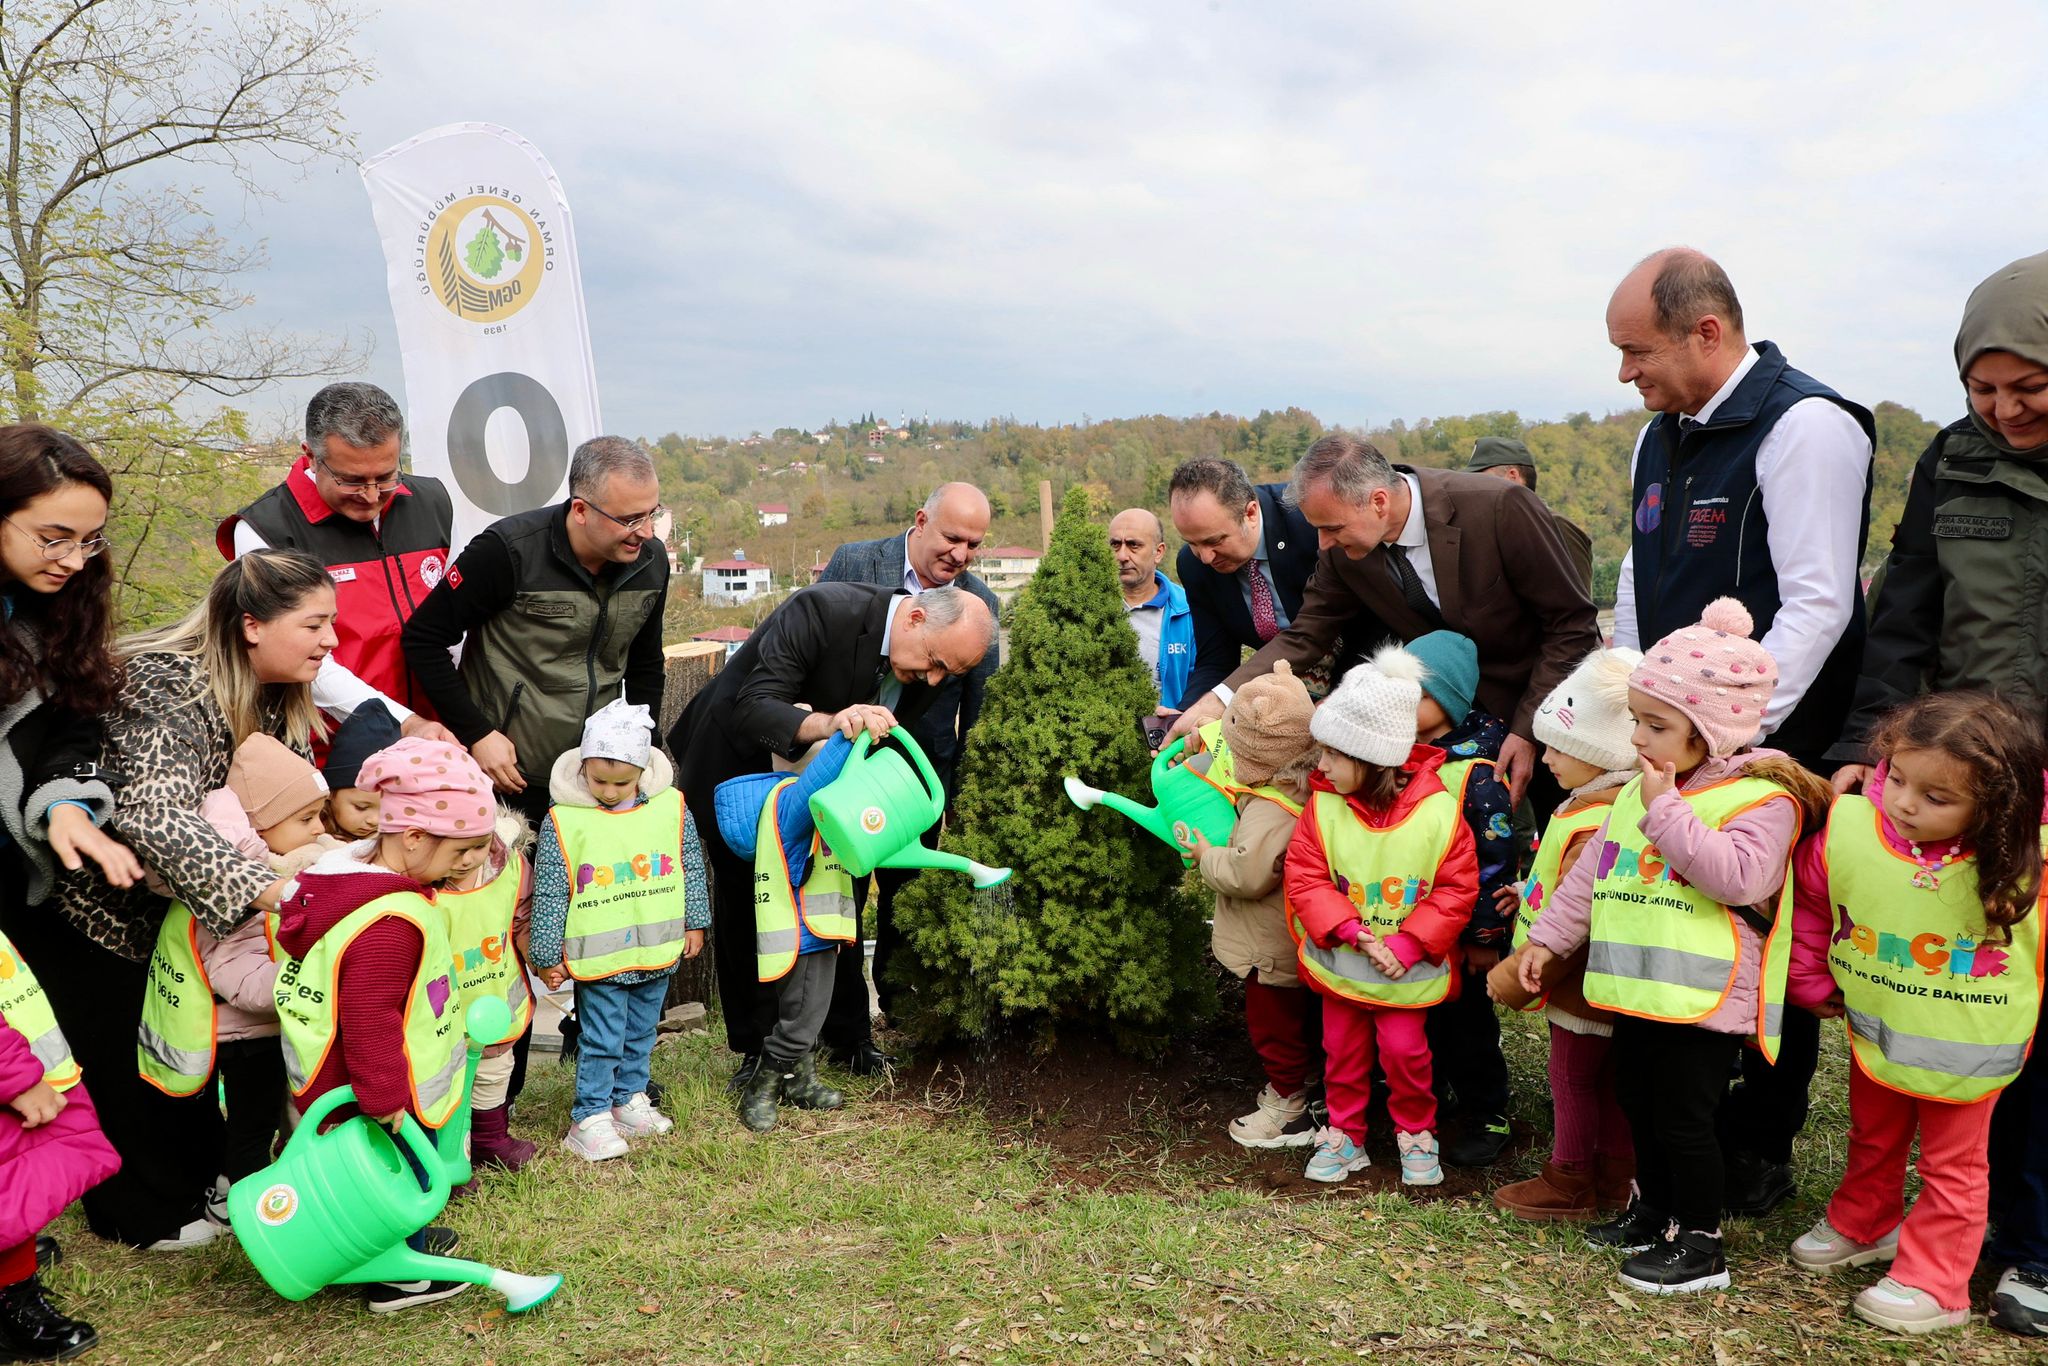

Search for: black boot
xmin=739 ymin=1058 xmax=783 ymax=1133
xmin=1587 ymin=1197 xmax=1668 ymax=1253
xmin=1619 ymin=1229 xmax=1730 ymax=1295
xmin=782 ymin=1052 xmax=844 ymax=1111
xmin=0 ymin=1277 xmax=97 ymax=1361
xmin=725 ymin=1053 xmax=763 ymax=1095
xmin=31 ymin=1240 xmax=56 ymax=1274
xmin=1722 ymin=1150 xmax=1794 ymax=1216
xmin=1442 ymin=1113 xmax=1513 ymax=1167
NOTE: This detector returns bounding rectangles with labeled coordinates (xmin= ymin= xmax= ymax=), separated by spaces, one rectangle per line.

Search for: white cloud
xmin=203 ymin=0 xmax=2048 ymax=438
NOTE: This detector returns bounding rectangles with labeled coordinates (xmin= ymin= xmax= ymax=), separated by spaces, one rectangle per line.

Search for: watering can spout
xmin=348 ymin=1245 xmax=564 ymax=1313
xmin=875 ymin=841 xmax=1013 ymax=889
xmin=1063 ymin=779 xmax=1177 ymax=848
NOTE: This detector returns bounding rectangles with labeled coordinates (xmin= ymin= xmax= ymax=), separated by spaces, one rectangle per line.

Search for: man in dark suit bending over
xmin=670 ymin=581 xmax=997 ymax=1090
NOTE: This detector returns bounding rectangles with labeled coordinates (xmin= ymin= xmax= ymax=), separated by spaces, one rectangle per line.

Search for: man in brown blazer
xmin=1168 ymin=433 xmax=1599 ymax=805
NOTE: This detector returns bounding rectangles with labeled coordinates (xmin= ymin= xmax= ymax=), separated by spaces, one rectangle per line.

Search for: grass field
xmin=40 ymin=1015 xmax=2043 ymax=1366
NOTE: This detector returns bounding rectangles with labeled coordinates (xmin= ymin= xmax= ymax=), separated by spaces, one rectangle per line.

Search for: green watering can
xmin=808 ymin=728 xmax=1012 ymax=888
xmin=1063 ymin=733 xmax=1239 ymax=857
xmin=227 ymin=996 xmax=562 ymax=1313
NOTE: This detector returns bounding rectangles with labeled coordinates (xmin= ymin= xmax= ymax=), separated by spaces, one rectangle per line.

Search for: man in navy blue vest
xmin=1607 ymin=247 xmax=1875 ymax=1220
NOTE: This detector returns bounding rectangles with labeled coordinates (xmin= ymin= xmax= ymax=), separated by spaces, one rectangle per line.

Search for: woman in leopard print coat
xmin=47 ymin=549 xmax=339 ymax=1249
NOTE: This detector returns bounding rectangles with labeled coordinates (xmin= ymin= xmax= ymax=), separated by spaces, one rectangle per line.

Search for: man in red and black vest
xmin=218 ymin=382 xmax=455 ymax=737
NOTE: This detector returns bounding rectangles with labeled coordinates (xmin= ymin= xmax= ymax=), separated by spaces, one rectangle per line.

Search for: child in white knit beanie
xmin=1282 ymin=646 xmax=1479 ymax=1190
xmin=1488 ymin=645 xmax=1644 ymax=1224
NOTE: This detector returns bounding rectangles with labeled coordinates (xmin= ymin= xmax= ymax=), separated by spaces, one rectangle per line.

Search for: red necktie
xmin=1247 ymin=563 xmax=1279 ymax=643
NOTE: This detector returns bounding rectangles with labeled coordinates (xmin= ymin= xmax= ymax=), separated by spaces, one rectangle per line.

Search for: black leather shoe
xmin=1587 ymin=1198 xmax=1669 ymax=1253
xmin=1442 ymin=1114 xmax=1513 ymax=1167
xmin=833 ymin=1042 xmax=896 ymax=1076
xmin=0 ymin=1277 xmax=96 ymax=1360
xmin=1723 ymin=1150 xmax=1795 ymax=1216
xmin=32 ymin=1237 xmax=57 ymax=1273
xmin=1619 ymin=1229 xmax=1730 ymax=1295
xmin=725 ymin=1053 xmax=762 ymax=1094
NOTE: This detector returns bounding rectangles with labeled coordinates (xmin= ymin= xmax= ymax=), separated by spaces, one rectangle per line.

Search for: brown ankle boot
xmin=1594 ymin=1153 xmax=1635 ymax=1212
xmin=1494 ymin=1159 xmax=1598 ymax=1222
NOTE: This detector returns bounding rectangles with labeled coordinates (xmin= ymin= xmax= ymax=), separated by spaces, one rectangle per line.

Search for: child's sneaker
xmin=1852 ymin=1277 xmax=1970 ymax=1335
xmin=1993 ymin=1266 xmax=2048 ymax=1337
xmin=1229 ymin=1085 xmax=1316 ymax=1149
xmin=562 ymin=1112 xmax=629 ymax=1161
xmin=1303 ymin=1127 xmax=1370 ymax=1183
xmin=610 ymin=1092 xmax=674 ymax=1138
xmin=1789 ymin=1215 xmax=1900 ymax=1272
xmin=1619 ymin=1229 xmax=1730 ymax=1295
xmin=365 ymin=1279 xmax=470 ymax=1314
xmin=1396 ymin=1130 xmax=1444 ymax=1186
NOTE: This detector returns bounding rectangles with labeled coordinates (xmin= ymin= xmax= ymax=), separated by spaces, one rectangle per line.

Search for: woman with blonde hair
xmin=50 ymin=547 xmax=340 ymax=1251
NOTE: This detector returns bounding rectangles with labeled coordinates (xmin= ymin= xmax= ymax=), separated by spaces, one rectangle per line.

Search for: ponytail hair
xmin=1869 ymin=691 xmax=2048 ymax=938
xmin=0 ymin=424 xmax=120 ymax=714
xmin=1739 ymin=755 xmax=1835 ymax=836
xmin=118 ymin=548 xmax=333 ymax=749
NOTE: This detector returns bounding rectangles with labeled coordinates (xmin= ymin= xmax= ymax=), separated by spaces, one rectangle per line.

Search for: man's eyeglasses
xmin=586 ymin=501 xmax=667 ymax=536
xmin=314 ymin=456 xmax=404 ymax=495
xmin=3 ymin=516 xmax=109 ymax=562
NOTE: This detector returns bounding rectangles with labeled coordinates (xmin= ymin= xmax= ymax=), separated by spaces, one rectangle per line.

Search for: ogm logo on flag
xmin=423 ymin=193 xmax=548 ymax=325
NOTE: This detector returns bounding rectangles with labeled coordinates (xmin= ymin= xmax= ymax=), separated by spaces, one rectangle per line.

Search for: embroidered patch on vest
xmin=1634 ymin=482 xmax=1663 ymax=534
xmin=1932 ymin=514 xmax=2012 ymax=540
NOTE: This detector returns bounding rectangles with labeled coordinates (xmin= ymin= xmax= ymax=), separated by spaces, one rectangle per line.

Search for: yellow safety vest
xmin=1286 ymin=786 xmax=1461 ymax=1008
xmin=1195 ymin=719 xmax=1237 ymax=793
xmin=1583 ymin=776 xmax=1797 ymax=1062
xmin=1241 ymin=785 xmax=1304 ymax=820
xmin=440 ymin=849 xmax=533 ymax=1046
xmin=1438 ymin=756 xmax=1491 ymax=807
xmin=551 ymin=788 xmax=690 ymax=981
xmin=1506 ymin=801 xmax=1614 ymax=1013
xmin=0 ymin=929 xmax=79 ymax=1091
xmin=274 ymin=891 xmax=465 ymax=1129
xmin=754 ymin=777 xmax=858 ymax=982
xmin=137 ymin=904 xmax=221 ymax=1096
xmin=1823 ymin=795 xmax=2046 ymax=1103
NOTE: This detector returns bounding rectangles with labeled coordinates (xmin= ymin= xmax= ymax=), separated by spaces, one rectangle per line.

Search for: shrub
xmin=892 ymin=486 xmax=1214 ymax=1050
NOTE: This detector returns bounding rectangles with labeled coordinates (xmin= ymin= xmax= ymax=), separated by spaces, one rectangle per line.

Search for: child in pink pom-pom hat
xmin=266 ymin=735 xmax=501 ymax=1313
xmin=1514 ymin=596 xmax=1832 ymax=1298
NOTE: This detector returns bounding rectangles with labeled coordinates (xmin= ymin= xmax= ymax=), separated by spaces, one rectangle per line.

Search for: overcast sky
xmin=219 ymin=1 xmax=2048 ymax=442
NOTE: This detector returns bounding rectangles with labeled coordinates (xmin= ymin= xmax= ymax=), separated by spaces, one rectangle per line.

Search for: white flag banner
xmin=361 ymin=122 xmax=601 ymax=556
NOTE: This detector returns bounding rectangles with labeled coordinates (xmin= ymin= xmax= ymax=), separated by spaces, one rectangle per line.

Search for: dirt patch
xmin=884 ymin=972 xmax=1531 ymax=1204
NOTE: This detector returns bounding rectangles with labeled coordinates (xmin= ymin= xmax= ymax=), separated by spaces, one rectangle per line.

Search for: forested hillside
xmin=649 ymin=399 xmax=1939 ymax=632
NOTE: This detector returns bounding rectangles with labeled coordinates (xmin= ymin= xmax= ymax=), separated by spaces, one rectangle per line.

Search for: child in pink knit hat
xmin=267 ymin=736 xmax=501 ymax=1314
xmin=1516 ymin=597 xmax=1831 ymax=1299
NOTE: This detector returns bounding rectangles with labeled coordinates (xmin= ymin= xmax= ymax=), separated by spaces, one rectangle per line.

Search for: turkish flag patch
xmin=447 ymin=564 xmax=463 ymax=589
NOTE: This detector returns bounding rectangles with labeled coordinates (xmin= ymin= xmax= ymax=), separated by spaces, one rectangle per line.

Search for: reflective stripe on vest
xmin=552 ymin=788 xmax=690 ymax=981
xmin=1583 ymin=775 xmax=1796 ymax=1060
xmin=1286 ymin=787 xmax=1460 ymax=1008
xmin=1195 ymin=719 xmax=1237 ymax=792
xmin=754 ymin=777 xmax=858 ymax=983
xmin=0 ymin=930 xmax=79 ymax=1091
xmin=1507 ymin=801 xmax=1613 ymax=1013
xmin=1242 ymin=786 xmax=1304 ymax=819
xmin=274 ymin=891 xmax=465 ymax=1128
xmin=1824 ymin=796 xmax=2045 ymax=1102
xmin=137 ymin=904 xmax=219 ymax=1096
xmin=440 ymin=849 xmax=533 ymax=1045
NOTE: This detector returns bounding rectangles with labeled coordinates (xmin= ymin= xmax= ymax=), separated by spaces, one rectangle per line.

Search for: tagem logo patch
xmin=422 ymin=192 xmax=548 ymax=324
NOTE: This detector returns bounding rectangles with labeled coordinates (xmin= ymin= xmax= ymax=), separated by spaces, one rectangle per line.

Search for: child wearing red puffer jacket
xmin=1283 ymin=647 xmax=1477 ymax=1190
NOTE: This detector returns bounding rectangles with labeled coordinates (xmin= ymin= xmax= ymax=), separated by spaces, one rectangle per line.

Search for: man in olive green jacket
xmin=402 ymin=436 xmax=670 ymax=823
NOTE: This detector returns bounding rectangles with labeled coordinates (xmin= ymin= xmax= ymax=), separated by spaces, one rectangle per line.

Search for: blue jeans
xmin=571 ymin=976 xmax=670 ymax=1122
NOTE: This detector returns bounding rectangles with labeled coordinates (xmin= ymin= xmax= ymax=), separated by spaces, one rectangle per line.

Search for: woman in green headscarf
xmin=1823 ymin=249 xmax=2048 ymax=1341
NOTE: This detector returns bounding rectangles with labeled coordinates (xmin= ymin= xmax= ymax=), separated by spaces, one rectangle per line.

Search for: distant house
xmin=691 ymin=625 xmax=753 ymax=659
xmin=867 ymin=426 xmax=887 ymax=448
xmin=865 ymin=453 xmax=886 ymax=465
xmin=702 ymin=552 xmax=772 ymax=604
xmin=809 ymin=560 xmax=829 ymax=582
xmin=812 ymin=431 xmax=833 ymax=444
xmin=979 ymin=545 xmax=1043 ymax=596
xmin=756 ymin=503 xmax=789 ymax=527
